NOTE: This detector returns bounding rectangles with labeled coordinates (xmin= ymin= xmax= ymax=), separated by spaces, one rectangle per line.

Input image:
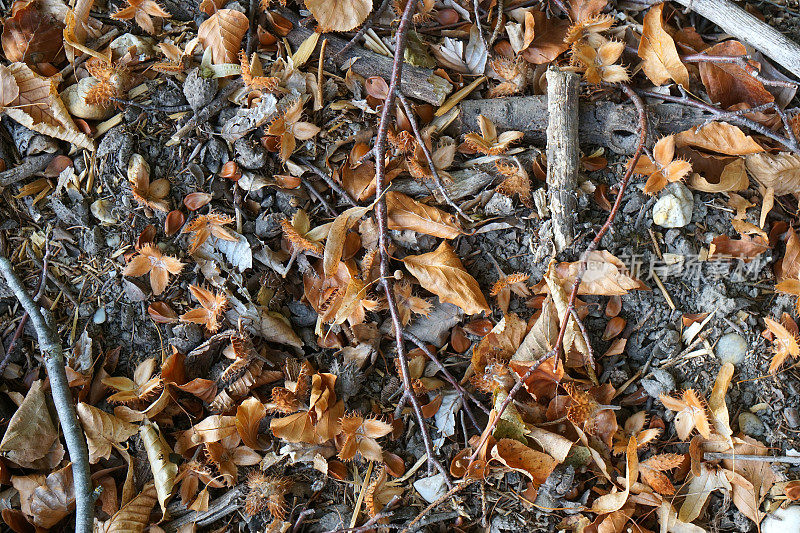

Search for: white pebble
xmin=653 ymin=183 xmax=693 ymax=228
xmin=715 ymin=333 xmax=747 ymax=366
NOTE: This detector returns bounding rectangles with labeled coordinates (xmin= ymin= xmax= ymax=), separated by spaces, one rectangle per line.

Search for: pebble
xmin=737 ymin=412 xmax=765 ymax=437
xmin=183 ymin=68 xmax=218 ymax=112
xmin=652 ymin=182 xmax=693 ymax=228
xmin=715 ymin=333 xmax=748 ymax=366
xmin=762 ymin=506 xmax=800 ymax=533
xmin=785 ymin=407 xmax=800 ymax=429
xmin=92 ymin=308 xmax=106 ymax=325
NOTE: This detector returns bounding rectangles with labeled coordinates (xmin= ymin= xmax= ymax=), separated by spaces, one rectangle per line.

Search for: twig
xmin=0 ymin=255 xmax=93 ymax=533
xmin=291 ymin=509 xmax=315 ymax=533
xmin=403 ymin=331 xmax=489 ymax=424
xmin=296 ymin=156 xmax=358 ymax=208
xmin=108 ymin=97 xmax=192 ymax=114
xmin=398 ymin=481 xmax=473 ymax=533
xmin=301 ymin=177 xmax=337 ymax=217
xmin=372 ymin=0 xmax=451 ymax=486
xmin=0 ymin=240 xmax=51 ymax=376
xmin=0 ymin=153 xmax=55 ymax=187
xmin=396 ymin=93 xmax=471 ymax=222
xmin=703 ymin=452 xmax=800 ymax=464
xmin=332 ymin=495 xmax=402 ymax=532
xmin=467 ymin=83 xmax=648 ymax=466
xmin=333 ymin=0 xmax=393 ymax=60
xmin=680 ymin=53 xmax=798 ymax=89
xmin=27 ymin=251 xmax=79 ymax=307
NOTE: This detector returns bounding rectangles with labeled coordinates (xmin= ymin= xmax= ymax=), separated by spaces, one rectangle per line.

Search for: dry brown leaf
xmin=699 ymin=40 xmax=774 ymax=109
xmin=554 ymin=251 xmax=648 ymax=295
xmin=236 ymin=396 xmax=267 ymax=450
xmin=386 ymin=191 xmax=463 ymax=239
xmin=491 ymin=438 xmax=558 ymax=486
xmin=402 ymin=241 xmax=491 ymax=315
xmin=198 ymin=9 xmax=248 ymax=64
xmin=323 ymin=205 xmax=371 ymax=278
xmin=745 ymin=152 xmax=800 ymax=195
xmin=175 ymin=415 xmax=238 ymax=454
xmin=708 ymin=362 xmax=734 ymax=446
xmin=1 ymin=0 xmax=65 ymax=64
xmin=526 ymin=426 xmax=573 ymax=463
xmin=687 ymin=157 xmax=748 ymax=193
xmin=304 ymin=0 xmax=372 ymax=32
xmin=708 ymin=234 xmax=769 ymax=262
xmin=637 ymin=4 xmax=689 ymax=87
xmin=520 ymin=10 xmax=570 ymax=64
xmin=676 ymin=122 xmax=764 ymax=156
xmin=76 ymin=403 xmax=138 ymax=464
xmin=12 ymin=463 xmax=74 ymax=528
xmin=3 ymin=62 xmax=93 ymax=150
xmin=591 ymin=436 xmax=638 ymax=514
xmin=100 ymin=481 xmax=157 ymax=533
xmin=722 ymin=436 xmax=775 ymax=525
xmin=0 ymin=380 xmax=63 ymax=469
xmin=140 ymin=421 xmax=178 ymax=517
xmin=544 ymin=264 xmax=593 ymax=369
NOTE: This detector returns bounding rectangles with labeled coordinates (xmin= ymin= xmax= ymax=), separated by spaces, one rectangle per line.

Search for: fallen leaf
xmin=198 ymin=9 xmax=248 ymax=64
xmin=491 ymin=438 xmax=558 ymax=486
xmin=555 ymin=251 xmax=648 ymax=295
xmin=12 ymin=463 xmax=74 ymax=528
xmin=140 ymin=421 xmax=178 ymax=516
xmin=686 ymin=156 xmax=748 ymax=193
xmin=76 ymin=403 xmax=138 ymax=463
xmin=676 ymin=122 xmax=764 ymax=155
xmin=402 ymin=241 xmax=490 ymax=315
xmin=100 ymin=481 xmax=157 ymax=532
xmin=745 ymin=152 xmax=800 ymax=195
xmin=591 ymin=436 xmax=638 ymax=514
xmin=1 ymin=0 xmax=65 ymax=63
xmin=305 ymin=0 xmax=371 ymax=32
xmin=0 ymin=380 xmax=63 ymax=469
xmin=638 ymin=4 xmax=689 ymax=87
xmin=111 ymin=0 xmax=170 ymax=34
xmin=708 ymin=234 xmax=769 ymax=262
xmin=236 ymin=396 xmax=267 ymax=450
xmin=699 ymin=40 xmax=774 ymax=108
xmin=708 ymin=362 xmax=734 ymax=446
xmin=386 ymin=191 xmax=463 ymax=239
xmin=723 ymin=436 xmax=775 ymax=525
xmin=678 ymin=463 xmax=731 ymax=523
xmin=323 ymin=205 xmax=371 ymax=278
xmin=520 ymin=10 xmax=570 ymax=64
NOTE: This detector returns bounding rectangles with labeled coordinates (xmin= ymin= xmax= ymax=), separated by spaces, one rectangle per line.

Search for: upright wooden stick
xmin=546 ymin=68 xmax=580 ymax=253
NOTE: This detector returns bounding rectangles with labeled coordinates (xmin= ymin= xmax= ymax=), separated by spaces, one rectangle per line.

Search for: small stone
xmin=233 ymin=137 xmax=268 ymax=170
xmin=762 ymin=506 xmax=800 ymax=533
xmin=737 ymin=412 xmax=765 ymax=437
xmin=414 ymin=473 xmax=447 ymax=503
xmin=785 ymin=407 xmax=800 ymax=429
xmin=92 ymin=308 xmax=106 ymax=324
xmin=715 ymin=333 xmax=748 ymax=366
xmin=183 ymin=68 xmax=218 ymax=112
xmin=652 ymin=182 xmax=693 ymax=228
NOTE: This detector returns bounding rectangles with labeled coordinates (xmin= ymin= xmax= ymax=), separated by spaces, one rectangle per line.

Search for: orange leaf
xmin=638 ymin=3 xmax=689 ymax=87
xmin=198 ymin=9 xmax=249 ymax=64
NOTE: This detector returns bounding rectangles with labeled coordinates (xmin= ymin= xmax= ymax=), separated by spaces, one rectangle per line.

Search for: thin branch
xmin=396 ymin=93 xmax=472 ymax=222
xmin=680 ymin=53 xmax=798 ymax=89
xmin=296 ymin=156 xmax=358 ymax=208
xmin=331 ymin=495 xmax=402 ymax=533
xmin=0 ymin=255 xmax=93 ymax=533
xmin=703 ymin=453 xmax=800 ymax=464
xmin=372 ymin=0 xmax=451 ymax=485
xmin=333 ymin=0 xmax=393 ymax=60
xmin=467 ymin=83 xmax=648 ymax=466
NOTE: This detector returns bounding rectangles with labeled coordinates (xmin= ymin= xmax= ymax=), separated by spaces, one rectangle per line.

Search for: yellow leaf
xmin=323 ymin=205 xmax=371 ymax=278
xmin=402 ymin=241 xmax=490 ymax=315
xmin=139 ymin=421 xmax=178 ymax=517
xmin=676 ymin=122 xmax=764 ymax=156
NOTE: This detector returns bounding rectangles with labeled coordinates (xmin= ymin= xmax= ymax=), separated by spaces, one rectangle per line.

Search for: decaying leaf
xmin=698 ymin=40 xmax=774 ymax=109
xmin=140 ymin=421 xmax=178 ymax=516
xmin=491 ymin=438 xmax=558 ymax=486
xmin=304 ymin=0 xmax=372 ymax=32
xmin=638 ymin=3 xmax=689 ymax=87
xmin=402 ymin=241 xmax=491 ymax=315
xmin=0 ymin=380 xmax=63 ymax=469
xmin=12 ymin=463 xmax=74 ymax=528
xmin=385 ymin=191 xmax=463 ymax=239
xmin=591 ymin=436 xmax=638 ymax=514
xmin=76 ymin=403 xmax=138 ymax=463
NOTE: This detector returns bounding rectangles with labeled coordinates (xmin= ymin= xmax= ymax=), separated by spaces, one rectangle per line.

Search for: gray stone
xmin=738 ymin=412 xmax=765 ymax=437
xmin=715 ymin=333 xmax=748 ymax=366
xmin=485 ymin=192 xmax=514 ymax=216
xmin=785 ymin=407 xmax=800 ymax=428
xmin=653 ymin=182 xmax=693 ymax=228
xmin=183 ymin=68 xmax=218 ymax=112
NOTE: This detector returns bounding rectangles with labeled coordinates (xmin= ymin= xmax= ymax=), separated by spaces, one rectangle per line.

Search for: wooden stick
xmin=457 ymin=95 xmax=710 ymax=154
xmin=546 ymin=68 xmax=580 ymax=252
xmin=672 ymin=0 xmax=800 ymax=80
xmin=279 ymin=8 xmax=452 ymax=106
xmin=704 ymin=452 xmax=800 ymax=464
xmin=0 ymin=256 xmax=93 ymax=533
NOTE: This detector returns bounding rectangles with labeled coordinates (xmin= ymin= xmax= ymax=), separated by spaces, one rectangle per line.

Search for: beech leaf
xmin=386 ymin=191 xmax=463 ymax=239
xmin=591 ymin=435 xmax=638 ymax=514
xmin=323 ymin=205 xmax=371 ymax=278
xmin=491 ymin=438 xmax=558 ymax=486
xmin=745 ymin=152 xmax=800 ymax=196
xmin=12 ymin=463 xmax=74 ymax=528
xmin=304 ymin=0 xmax=372 ymax=32
xmin=676 ymin=122 xmax=764 ymax=156
xmin=76 ymin=403 xmax=138 ymax=464
xmin=198 ymin=9 xmax=248 ymax=64
xmin=402 ymin=241 xmax=490 ymax=315
xmin=638 ymin=4 xmax=689 ymax=87
xmin=101 ymin=481 xmax=157 ymax=532
xmin=0 ymin=380 xmax=63 ymax=469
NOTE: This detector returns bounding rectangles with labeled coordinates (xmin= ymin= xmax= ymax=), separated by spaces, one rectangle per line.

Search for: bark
xmin=546 ymin=68 xmax=580 ymax=253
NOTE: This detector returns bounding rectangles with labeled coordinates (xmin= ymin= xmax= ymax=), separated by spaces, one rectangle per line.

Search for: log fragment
xmin=457 ymin=95 xmax=712 ymax=154
xmin=280 ymin=9 xmax=452 ymax=106
xmin=546 ymin=68 xmax=580 ymax=253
